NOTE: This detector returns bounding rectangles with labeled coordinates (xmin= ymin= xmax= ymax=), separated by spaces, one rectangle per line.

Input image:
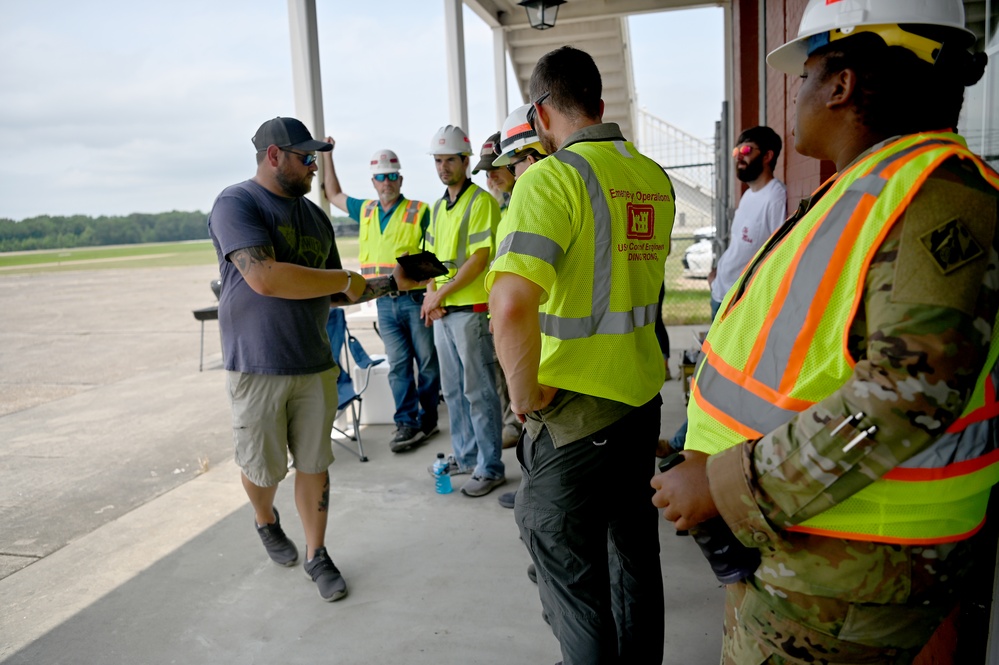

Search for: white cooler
xmin=351 ymin=354 xmax=396 ymax=425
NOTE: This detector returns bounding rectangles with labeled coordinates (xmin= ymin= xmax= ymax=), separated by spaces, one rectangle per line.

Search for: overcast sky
xmin=0 ymin=1 xmax=723 ymax=221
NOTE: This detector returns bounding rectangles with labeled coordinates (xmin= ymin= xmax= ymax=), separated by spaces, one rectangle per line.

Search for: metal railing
xmin=636 ymin=108 xmax=721 ymax=325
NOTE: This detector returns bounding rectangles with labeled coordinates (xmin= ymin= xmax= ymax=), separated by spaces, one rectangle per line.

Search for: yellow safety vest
xmin=427 ymin=184 xmax=498 ymax=307
xmin=688 ymin=132 xmax=999 ymax=544
xmin=488 ymin=138 xmax=676 ymax=405
xmin=358 ymin=197 xmax=427 ymax=277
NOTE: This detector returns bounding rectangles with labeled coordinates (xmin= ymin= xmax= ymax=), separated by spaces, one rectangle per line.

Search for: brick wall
xmin=734 ymin=0 xmax=835 ymax=213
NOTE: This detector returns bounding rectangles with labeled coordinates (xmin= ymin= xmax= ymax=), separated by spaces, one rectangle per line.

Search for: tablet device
xmin=396 ymin=251 xmax=449 ymax=281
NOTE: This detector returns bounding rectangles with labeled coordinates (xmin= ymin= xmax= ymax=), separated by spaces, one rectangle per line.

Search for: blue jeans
xmin=376 ymin=292 xmax=440 ymax=431
xmin=433 ymin=310 xmax=504 ymax=479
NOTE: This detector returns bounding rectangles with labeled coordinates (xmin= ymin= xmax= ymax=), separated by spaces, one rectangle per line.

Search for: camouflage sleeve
xmin=709 ymin=162 xmax=999 ymax=544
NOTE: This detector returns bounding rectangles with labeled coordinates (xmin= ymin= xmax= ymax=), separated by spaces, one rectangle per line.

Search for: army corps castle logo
xmin=626 ymin=203 xmax=655 ymax=240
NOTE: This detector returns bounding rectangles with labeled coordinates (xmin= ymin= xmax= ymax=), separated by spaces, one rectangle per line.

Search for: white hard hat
xmin=428 ymin=125 xmax=472 ymax=156
xmin=369 ymin=149 xmax=401 ymax=174
xmin=767 ymin=0 xmax=975 ymax=75
xmin=492 ymin=104 xmax=547 ymax=167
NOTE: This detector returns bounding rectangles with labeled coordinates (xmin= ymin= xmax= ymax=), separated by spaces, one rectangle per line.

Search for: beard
xmin=736 ymin=154 xmax=764 ymax=183
xmin=439 ymin=169 xmax=464 ymax=187
xmin=537 ymin=126 xmax=559 ymax=156
xmin=276 ymin=162 xmax=313 ymax=197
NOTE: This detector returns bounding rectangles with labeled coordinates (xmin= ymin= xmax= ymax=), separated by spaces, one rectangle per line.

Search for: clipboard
xmin=396 ymin=251 xmax=449 ymax=281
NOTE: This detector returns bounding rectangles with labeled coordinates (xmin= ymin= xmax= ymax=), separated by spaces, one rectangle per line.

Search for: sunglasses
xmin=373 ymin=173 xmax=400 ymax=182
xmin=506 ymin=155 xmax=529 ymax=176
xmin=732 ymin=144 xmax=756 ymax=158
xmin=280 ymin=148 xmax=318 ymax=166
xmin=526 ymin=91 xmax=551 ymax=133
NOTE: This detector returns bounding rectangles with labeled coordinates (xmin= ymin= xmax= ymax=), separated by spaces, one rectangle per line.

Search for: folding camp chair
xmin=326 ymin=307 xmax=385 ymax=462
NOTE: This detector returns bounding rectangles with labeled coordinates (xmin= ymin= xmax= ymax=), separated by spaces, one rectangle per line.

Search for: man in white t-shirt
xmin=709 ymin=126 xmax=787 ymax=317
xmin=662 ymin=126 xmax=787 ymax=457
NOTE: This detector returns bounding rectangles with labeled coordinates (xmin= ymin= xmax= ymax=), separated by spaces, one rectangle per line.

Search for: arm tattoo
xmin=329 ymin=275 xmax=400 ymax=307
xmin=229 ymin=245 xmax=275 ymax=276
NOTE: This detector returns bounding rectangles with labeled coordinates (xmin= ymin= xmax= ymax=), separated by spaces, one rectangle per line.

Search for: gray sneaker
xmin=460 ymin=474 xmax=506 ymax=497
xmin=304 ymin=547 xmax=348 ymax=602
xmin=390 ymin=426 xmax=424 ymax=452
xmin=255 ymin=507 xmax=298 ymax=567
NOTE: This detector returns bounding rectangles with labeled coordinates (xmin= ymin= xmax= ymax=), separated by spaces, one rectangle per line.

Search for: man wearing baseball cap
xmin=208 ymin=116 xmax=366 ymax=603
xmin=472 ymin=131 xmax=515 ymax=220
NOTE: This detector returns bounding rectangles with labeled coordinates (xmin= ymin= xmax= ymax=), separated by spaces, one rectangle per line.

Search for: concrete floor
xmin=0 ymin=262 xmax=724 ymax=665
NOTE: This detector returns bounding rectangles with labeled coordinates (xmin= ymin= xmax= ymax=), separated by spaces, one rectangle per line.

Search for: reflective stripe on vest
xmin=359 ymin=198 xmax=427 ymax=276
xmin=401 ymin=199 xmax=422 ymax=225
xmin=431 ymin=188 xmax=483 ymax=268
xmin=688 ymin=132 xmax=999 ymax=544
xmin=493 ymin=147 xmax=659 ymax=340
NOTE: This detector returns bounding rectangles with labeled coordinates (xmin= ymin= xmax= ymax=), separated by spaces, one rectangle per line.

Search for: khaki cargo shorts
xmin=226 ymin=367 xmax=339 ymax=487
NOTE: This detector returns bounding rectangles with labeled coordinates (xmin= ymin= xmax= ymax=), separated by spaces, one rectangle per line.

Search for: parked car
xmin=682 ymin=227 xmax=715 ymax=278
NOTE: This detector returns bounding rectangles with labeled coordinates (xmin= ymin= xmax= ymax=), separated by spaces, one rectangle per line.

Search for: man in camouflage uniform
xmin=652 ymin=1 xmax=999 ymax=663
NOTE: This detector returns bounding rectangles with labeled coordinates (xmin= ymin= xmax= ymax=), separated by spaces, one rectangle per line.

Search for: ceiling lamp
xmin=518 ymin=0 xmax=566 ymax=30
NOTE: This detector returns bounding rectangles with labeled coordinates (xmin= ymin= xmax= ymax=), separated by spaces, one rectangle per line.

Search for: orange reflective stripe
xmin=785 ymin=519 xmax=985 ymax=545
xmin=399 ymin=200 xmax=423 ymax=225
xmin=702 ymin=340 xmax=816 ymax=413
xmin=505 ymin=122 xmax=532 ymax=140
xmin=948 ymin=378 xmax=999 ymax=432
xmin=359 ymin=263 xmax=396 ymax=276
xmin=885 ymin=447 xmax=999 ymax=482
xmin=780 ymin=192 xmax=878 ymax=393
xmin=746 ymin=140 xmax=959 ymax=391
xmin=690 ymin=380 xmax=763 ymax=440
xmin=689 ymin=133 xmax=999 ymax=545
xmin=742 ymin=228 xmax=801 ymax=379
xmin=881 ymin=142 xmax=950 ymax=179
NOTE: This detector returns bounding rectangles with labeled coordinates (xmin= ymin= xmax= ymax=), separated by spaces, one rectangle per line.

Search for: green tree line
xmin=0 ymin=211 xmax=358 ymax=252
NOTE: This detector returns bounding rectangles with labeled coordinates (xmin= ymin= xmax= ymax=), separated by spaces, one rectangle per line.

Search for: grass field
xmin=0 ymin=237 xmax=709 ymax=323
xmin=0 ymin=239 xmax=361 ymax=274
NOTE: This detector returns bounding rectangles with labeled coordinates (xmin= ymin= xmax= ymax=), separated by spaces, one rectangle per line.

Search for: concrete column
xmin=443 ymin=0 xmax=469 ymax=134
xmin=492 ymin=27 xmax=508 ymax=130
xmin=287 ymin=0 xmax=328 ymax=213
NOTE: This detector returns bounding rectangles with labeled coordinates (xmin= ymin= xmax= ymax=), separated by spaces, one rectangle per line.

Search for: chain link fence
xmin=638 ymin=109 xmax=718 ymax=325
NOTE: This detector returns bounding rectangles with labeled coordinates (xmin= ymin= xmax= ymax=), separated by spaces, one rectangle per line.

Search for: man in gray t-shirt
xmin=208 ymin=117 xmax=367 ymax=603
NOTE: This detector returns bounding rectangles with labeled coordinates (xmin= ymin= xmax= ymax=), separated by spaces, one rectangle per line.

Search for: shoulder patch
xmin=893 ymin=178 xmax=996 ymax=315
xmin=918 ymin=217 xmax=984 ymax=274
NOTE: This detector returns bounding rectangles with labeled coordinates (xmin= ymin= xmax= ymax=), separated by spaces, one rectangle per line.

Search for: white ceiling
xmin=464 ymin=0 xmax=724 ymax=139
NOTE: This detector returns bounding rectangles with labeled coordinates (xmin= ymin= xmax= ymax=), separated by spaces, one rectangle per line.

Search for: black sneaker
xmin=390 ymin=425 xmax=424 ymax=452
xmin=497 ymin=491 xmax=515 ymax=509
xmin=255 ymin=507 xmax=298 ymax=567
xmin=304 ymin=547 xmax=348 ymax=602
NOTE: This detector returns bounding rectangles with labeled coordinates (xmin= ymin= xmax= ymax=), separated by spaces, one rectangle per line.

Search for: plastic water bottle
xmin=432 ymin=453 xmax=452 ymax=494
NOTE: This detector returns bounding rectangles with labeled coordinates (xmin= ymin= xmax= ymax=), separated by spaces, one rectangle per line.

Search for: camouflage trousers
xmin=720 ymin=580 xmax=952 ymax=664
